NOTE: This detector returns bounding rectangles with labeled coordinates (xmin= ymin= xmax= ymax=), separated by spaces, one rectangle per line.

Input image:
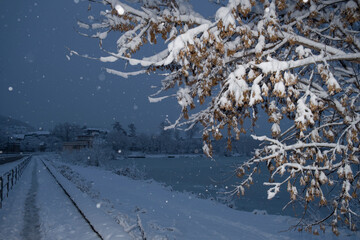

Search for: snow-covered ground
xmin=0 ymin=154 xmax=359 ymax=239
xmin=0 ymin=156 xmax=102 ymax=239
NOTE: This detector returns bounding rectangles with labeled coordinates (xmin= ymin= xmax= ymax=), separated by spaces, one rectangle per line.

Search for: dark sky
xmin=0 ymin=0 xmax=270 ymax=135
xmin=0 ymin=0 xmax=186 ymax=133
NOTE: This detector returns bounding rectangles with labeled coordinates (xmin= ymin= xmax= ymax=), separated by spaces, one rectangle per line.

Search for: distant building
xmin=5 ymin=142 xmax=21 ymax=153
xmin=12 ymin=134 xmax=25 ymax=141
xmin=77 ymin=135 xmax=94 ymax=143
xmin=12 ymin=131 xmax=50 ymax=140
xmin=83 ymin=128 xmax=109 ymax=137
xmin=62 ymin=141 xmax=90 ymax=151
xmin=62 ymin=135 xmax=94 ymax=151
xmin=8 ymin=131 xmax=51 ymax=152
xmin=61 ymin=127 xmax=109 ymax=151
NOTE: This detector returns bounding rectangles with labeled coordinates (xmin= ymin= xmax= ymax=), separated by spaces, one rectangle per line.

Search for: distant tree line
xmin=51 ymin=121 xmax=258 ymax=156
xmin=1 ymin=121 xmax=258 ymax=155
xmin=105 ymin=121 xmax=258 ymax=156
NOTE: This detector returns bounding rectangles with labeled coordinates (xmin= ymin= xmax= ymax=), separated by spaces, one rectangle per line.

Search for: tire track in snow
xmin=21 ymin=160 xmax=42 ymax=240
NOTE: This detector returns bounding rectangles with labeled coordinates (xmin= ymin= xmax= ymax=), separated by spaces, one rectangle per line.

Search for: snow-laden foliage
xmin=77 ymin=0 xmax=360 ymax=235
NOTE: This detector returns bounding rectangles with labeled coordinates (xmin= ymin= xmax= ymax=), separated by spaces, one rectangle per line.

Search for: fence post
xmin=11 ymin=169 xmax=14 ymax=189
xmin=0 ymin=177 xmax=3 ymax=209
xmin=0 ymin=156 xmax=32 ymax=206
xmin=15 ymin=167 xmax=18 ymax=183
xmin=6 ymin=173 xmax=10 ymax=198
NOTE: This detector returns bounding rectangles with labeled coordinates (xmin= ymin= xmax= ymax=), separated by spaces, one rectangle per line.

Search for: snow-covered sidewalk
xmin=0 ymin=156 xmax=124 ymax=239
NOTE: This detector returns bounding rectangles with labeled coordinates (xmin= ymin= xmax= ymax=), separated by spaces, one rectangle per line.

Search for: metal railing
xmin=0 ymin=156 xmax=32 ymax=208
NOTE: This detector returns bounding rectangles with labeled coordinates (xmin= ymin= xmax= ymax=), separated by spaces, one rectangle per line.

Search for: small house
xmin=62 ymin=135 xmax=94 ymax=151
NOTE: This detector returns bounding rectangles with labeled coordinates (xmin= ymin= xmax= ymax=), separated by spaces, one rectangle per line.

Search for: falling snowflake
xmin=98 ymin=72 xmax=106 ymax=81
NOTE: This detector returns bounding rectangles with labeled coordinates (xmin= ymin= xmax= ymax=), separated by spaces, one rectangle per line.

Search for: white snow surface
xmin=0 ymin=156 xmax=100 ymax=239
xmin=0 ymin=154 xmax=359 ymax=239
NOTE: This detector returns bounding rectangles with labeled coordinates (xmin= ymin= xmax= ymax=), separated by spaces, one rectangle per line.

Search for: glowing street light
xmin=115 ymin=4 xmax=125 ymax=15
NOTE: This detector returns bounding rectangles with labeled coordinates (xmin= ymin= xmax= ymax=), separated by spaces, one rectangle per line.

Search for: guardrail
xmin=0 ymin=155 xmax=26 ymax=165
xmin=0 ymin=156 xmax=32 ymax=208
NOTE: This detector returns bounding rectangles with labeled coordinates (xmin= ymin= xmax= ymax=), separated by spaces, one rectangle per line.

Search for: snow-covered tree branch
xmin=76 ymin=0 xmax=360 ymax=235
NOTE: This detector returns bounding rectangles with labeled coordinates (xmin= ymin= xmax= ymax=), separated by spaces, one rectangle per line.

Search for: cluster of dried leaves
xmin=78 ymin=0 xmax=359 ymax=235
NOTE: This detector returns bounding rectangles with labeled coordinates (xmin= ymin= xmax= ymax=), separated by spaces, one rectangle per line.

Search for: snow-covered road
xmin=0 ymin=154 xmax=359 ymax=240
xmin=0 ymin=156 xmax=101 ymax=240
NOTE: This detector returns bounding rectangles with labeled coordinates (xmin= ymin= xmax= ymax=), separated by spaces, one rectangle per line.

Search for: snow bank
xmin=48 ymin=156 xmax=359 ymax=240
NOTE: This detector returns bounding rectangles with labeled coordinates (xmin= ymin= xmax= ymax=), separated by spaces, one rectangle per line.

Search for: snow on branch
xmin=105 ymin=68 xmax=147 ymax=78
xmin=78 ymin=0 xmax=360 ymax=234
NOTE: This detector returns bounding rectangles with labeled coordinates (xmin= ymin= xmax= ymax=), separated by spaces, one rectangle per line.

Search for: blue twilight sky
xmin=0 ymin=0 xmax=269 ymax=135
xmin=0 ymin=0 xmax=182 ymax=133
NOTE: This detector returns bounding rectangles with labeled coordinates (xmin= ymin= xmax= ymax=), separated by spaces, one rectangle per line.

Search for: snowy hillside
xmin=0 ymin=115 xmax=34 ymax=135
